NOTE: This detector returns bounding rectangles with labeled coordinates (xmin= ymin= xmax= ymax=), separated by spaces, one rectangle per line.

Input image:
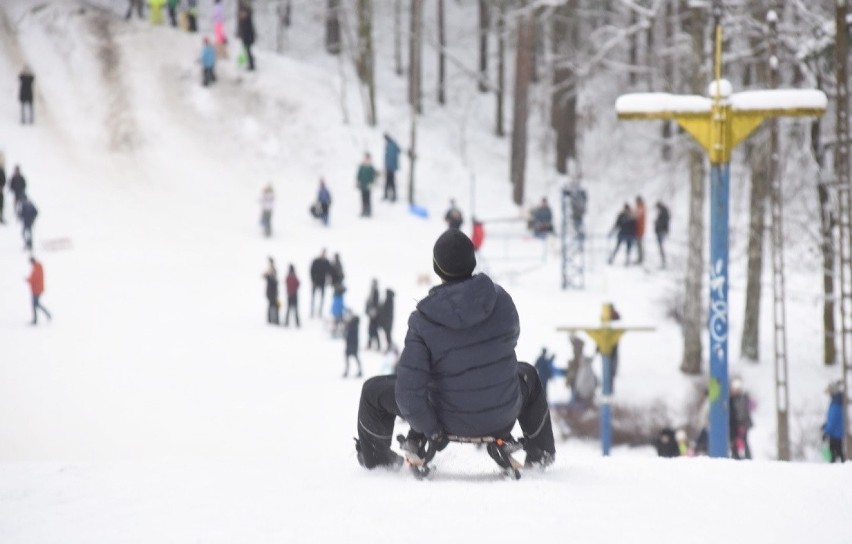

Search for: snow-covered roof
xmin=615 ymin=93 xmax=711 ymax=117
xmin=730 ymin=90 xmax=827 ymax=112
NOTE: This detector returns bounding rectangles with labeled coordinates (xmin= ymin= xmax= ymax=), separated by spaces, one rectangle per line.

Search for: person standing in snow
xmin=529 ymin=197 xmax=554 ymax=238
xmin=356 ymin=153 xmax=377 ymax=218
xmin=471 ymin=217 xmax=484 ymax=252
xmin=262 ymin=257 xmax=279 ymax=325
xmin=355 ymin=229 xmax=556 ymax=470
xmin=566 ymin=335 xmax=597 ymax=408
xmin=9 ymin=165 xmax=26 ymax=217
xmin=238 ymin=6 xmax=256 ymax=71
xmin=26 ymin=256 xmax=51 ymax=325
xmin=330 ymin=253 xmax=345 ymax=288
xmin=314 ymin=178 xmax=332 ymax=226
xmin=654 ymin=201 xmax=670 ymax=268
xmin=166 ymin=0 xmax=179 ymax=26
xmin=212 ymin=0 xmax=228 ymax=59
xmin=383 ymin=133 xmax=400 ymax=202
xmin=18 ymin=66 xmax=35 ymax=125
xmin=608 ymin=203 xmax=636 ymax=266
xmin=20 ymin=196 xmax=38 ymax=251
xmin=200 ymin=37 xmax=217 ymax=86
xmin=377 ymin=288 xmax=395 ymax=352
xmin=330 ymin=283 xmax=347 ymax=337
xmin=283 ymin=264 xmax=301 ymax=328
xmin=148 ymin=0 xmax=166 ymax=24
xmin=729 ymin=378 xmax=754 ymax=460
xmin=125 ymin=0 xmax=144 ymax=20
xmin=822 ymin=381 xmax=846 ymax=463
xmin=365 ymin=279 xmax=381 ymax=350
xmin=344 ymin=313 xmax=363 ymax=378
xmin=309 ymin=249 xmax=332 ymax=318
xmin=259 ymin=184 xmax=274 ymax=237
xmin=186 ymin=0 xmax=198 ymax=32
xmin=634 ymin=195 xmax=646 ymax=264
xmin=444 ymin=199 xmax=463 ymax=230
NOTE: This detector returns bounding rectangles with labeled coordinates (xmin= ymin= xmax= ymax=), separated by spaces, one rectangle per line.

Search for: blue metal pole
xmin=708 ymin=162 xmax=731 ymax=458
xmin=600 ymin=353 xmax=613 ymax=456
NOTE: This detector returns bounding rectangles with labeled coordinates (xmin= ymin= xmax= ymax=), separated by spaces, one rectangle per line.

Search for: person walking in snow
xmin=365 ymin=279 xmax=381 ymax=350
xmin=634 ymin=195 xmax=647 ymax=265
xmin=20 ymin=196 xmax=38 ymax=251
xmin=383 ymin=133 xmax=400 ymax=202
xmin=343 ymin=313 xmax=363 ymax=378
xmin=200 ymin=37 xmax=217 ymax=86
xmin=729 ymin=378 xmax=754 ymax=460
xmin=377 ymin=288 xmax=395 ymax=352
xmin=608 ymin=203 xmax=636 ymax=266
xmin=238 ymin=6 xmax=256 ymax=71
xmin=26 ymin=256 xmax=51 ymax=325
xmin=822 ymin=381 xmax=846 ymax=463
xmin=9 ymin=165 xmax=26 ymax=218
xmin=18 ymin=66 xmax=35 ymax=125
xmin=125 ymin=0 xmax=144 ymax=20
xmin=166 ymin=0 xmax=179 ymax=27
xmin=283 ymin=264 xmax=301 ymax=328
xmin=355 ymin=229 xmax=556 ymax=471
xmin=444 ymin=199 xmax=463 ymax=230
xmin=309 ymin=249 xmax=332 ymax=318
xmin=262 ymin=257 xmax=279 ymax=325
xmin=330 ymin=253 xmax=345 ymax=288
xmin=330 ymin=283 xmax=347 ymax=337
xmin=259 ymin=184 xmax=274 ymax=237
xmin=654 ymin=201 xmax=670 ymax=268
xmin=356 ymin=153 xmax=377 ymax=217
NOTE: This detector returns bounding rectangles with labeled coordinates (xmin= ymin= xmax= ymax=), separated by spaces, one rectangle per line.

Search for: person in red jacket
xmin=283 ymin=264 xmax=301 ymax=328
xmin=26 ymin=256 xmax=51 ymax=325
xmin=471 ymin=217 xmax=485 ymax=251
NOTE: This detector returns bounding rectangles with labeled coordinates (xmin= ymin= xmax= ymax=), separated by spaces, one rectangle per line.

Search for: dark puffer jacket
xmin=395 ymin=274 xmax=522 ymax=438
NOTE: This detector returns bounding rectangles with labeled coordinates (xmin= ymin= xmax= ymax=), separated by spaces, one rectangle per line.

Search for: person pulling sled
xmin=354 ymin=229 xmax=556 ymax=479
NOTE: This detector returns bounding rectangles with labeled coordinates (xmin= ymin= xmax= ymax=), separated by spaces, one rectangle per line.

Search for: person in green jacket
xmin=166 ymin=0 xmax=179 ymax=26
xmin=356 ymin=152 xmax=378 ymax=218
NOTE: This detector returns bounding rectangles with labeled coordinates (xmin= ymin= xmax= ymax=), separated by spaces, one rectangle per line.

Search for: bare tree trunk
xmin=740 ymin=4 xmax=771 ymax=362
xmin=326 ymin=0 xmax=341 ymax=54
xmin=409 ymin=0 xmax=423 ymax=114
xmin=510 ymin=13 xmax=535 ymax=205
xmin=356 ymin=0 xmax=376 ymax=126
xmin=661 ymin=0 xmax=673 ymax=160
xmin=645 ymin=0 xmax=655 ymax=91
xmin=629 ymin=7 xmax=638 ymax=86
xmin=681 ymin=3 xmax=707 ymax=376
xmin=812 ymin=88 xmax=838 ymax=365
xmin=551 ymin=2 xmax=577 ymax=174
xmin=394 ymin=0 xmax=402 ymax=75
xmin=495 ymin=0 xmax=506 ymax=137
xmin=478 ymin=0 xmax=489 ymax=92
xmin=437 ymin=0 xmax=446 ymax=105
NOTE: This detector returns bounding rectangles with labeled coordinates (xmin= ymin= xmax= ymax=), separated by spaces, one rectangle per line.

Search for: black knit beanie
xmin=433 ymin=229 xmax=476 ymax=281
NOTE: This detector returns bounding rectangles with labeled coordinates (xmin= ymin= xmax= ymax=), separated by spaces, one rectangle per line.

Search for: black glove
xmin=429 ymin=432 xmax=449 ymax=453
xmin=399 ymin=430 xmax=428 ymax=459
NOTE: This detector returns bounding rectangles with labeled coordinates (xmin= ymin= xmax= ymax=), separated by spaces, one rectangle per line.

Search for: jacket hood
xmin=416 ymin=274 xmax=497 ymax=330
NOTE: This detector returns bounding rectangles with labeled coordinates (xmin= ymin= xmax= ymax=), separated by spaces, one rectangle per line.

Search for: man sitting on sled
xmin=355 ymin=229 xmax=555 ymax=473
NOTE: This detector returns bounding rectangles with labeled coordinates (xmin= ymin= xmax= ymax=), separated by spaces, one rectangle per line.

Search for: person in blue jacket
xmin=822 ymin=381 xmax=846 ymax=463
xmin=383 ymin=133 xmax=400 ymax=202
xmin=200 ymin=37 xmax=216 ymax=87
xmin=354 ymin=229 xmax=555 ymax=470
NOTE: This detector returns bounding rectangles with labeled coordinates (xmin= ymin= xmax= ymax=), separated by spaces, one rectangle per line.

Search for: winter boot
xmin=355 ymin=438 xmax=403 ymax=470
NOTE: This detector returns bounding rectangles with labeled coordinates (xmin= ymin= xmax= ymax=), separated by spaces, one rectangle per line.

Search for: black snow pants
xmin=356 ymin=361 xmax=555 ymax=469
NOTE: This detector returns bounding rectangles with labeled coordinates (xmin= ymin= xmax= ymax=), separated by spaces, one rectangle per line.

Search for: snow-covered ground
xmin=0 ymin=1 xmax=849 ymax=542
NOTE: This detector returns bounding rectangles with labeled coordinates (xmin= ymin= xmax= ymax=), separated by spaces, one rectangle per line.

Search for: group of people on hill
xmin=608 ymin=195 xmax=670 ymax=268
xmin=197 ymin=1 xmax=257 ymax=85
xmin=355 ymin=133 xmax=402 ymax=218
xmin=1 ymin=157 xmax=51 ymax=325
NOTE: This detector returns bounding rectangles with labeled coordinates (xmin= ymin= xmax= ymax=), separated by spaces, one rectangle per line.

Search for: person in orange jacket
xmin=26 ymin=256 xmax=51 ymax=325
xmin=634 ymin=195 xmax=646 ymax=265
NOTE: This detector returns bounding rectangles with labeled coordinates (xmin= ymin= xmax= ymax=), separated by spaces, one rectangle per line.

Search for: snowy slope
xmin=0 ymin=1 xmax=850 ymax=543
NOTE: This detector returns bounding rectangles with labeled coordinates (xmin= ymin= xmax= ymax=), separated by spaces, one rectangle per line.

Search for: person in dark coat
xmin=330 ymin=253 xmax=345 ymax=287
xmin=356 ymin=153 xmax=377 ymax=217
xmin=344 ymin=314 xmax=363 ymax=378
xmin=315 ymin=179 xmax=332 ymax=226
xmin=238 ymin=6 xmax=256 ymax=71
xmin=654 ymin=428 xmax=680 ymax=458
xmin=9 ymin=165 xmax=26 ymax=216
xmin=0 ymin=157 xmax=6 ymax=224
xmin=18 ymin=67 xmax=35 ymax=125
xmin=309 ymin=249 xmax=332 ymax=318
xmin=822 ymin=381 xmax=846 ymax=463
xmin=355 ymin=229 xmax=556 ymax=470
xmin=729 ymin=378 xmax=753 ymax=460
xmin=444 ymin=199 xmax=463 ymax=230
xmin=529 ymin=197 xmax=554 ymax=238
xmin=383 ymin=133 xmax=400 ymax=202
xmin=654 ymin=201 xmax=670 ymax=268
xmin=125 ymin=0 xmax=144 ymax=19
xmin=262 ymin=257 xmax=279 ymax=324
xmin=608 ymin=203 xmax=636 ymax=266
xmin=283 ymin=264 xmax=300 ymax=328
xmin=377 ymin=288 xmax=395 ymax=351
xmin=20 ymin=196 xmax=38 ymax=251
xmin=365 ymin=279 xmax=381 ymax=350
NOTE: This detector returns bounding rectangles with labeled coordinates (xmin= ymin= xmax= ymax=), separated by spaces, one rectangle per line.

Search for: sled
xmin=396 ymin=433 xmax=525 ymax=481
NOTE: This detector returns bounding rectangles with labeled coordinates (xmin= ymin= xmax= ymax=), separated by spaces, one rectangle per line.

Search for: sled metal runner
xmin=396 ymin=434 xmax=524 ymax=480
